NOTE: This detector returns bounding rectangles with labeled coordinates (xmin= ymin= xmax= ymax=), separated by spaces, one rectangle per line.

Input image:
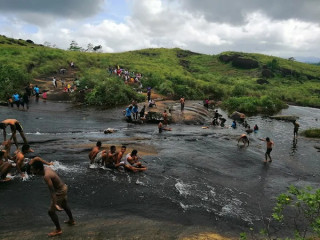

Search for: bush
xmin=301 ymin=128 xmax=320 ymax=138
xmin=0 ymin=64 xmax=31 ymax=101
xmin=223 ymin=95 xmax=286 ymax=115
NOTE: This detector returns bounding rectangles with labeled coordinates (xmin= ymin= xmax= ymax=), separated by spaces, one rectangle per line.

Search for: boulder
xmin=26 ymin=39 xmax=34 ymax=44
xmin=229 ymin=111 xmax=246 ymax=121
xmin=261 ymin=69 xmax=274 ymax=78
xmin=232 ymin=57 xmax=259 ymax=69
xmin=269 ymin=115 xmax=298 ymax=121
xmin=219 ymin=54 xmax=240 ymax=63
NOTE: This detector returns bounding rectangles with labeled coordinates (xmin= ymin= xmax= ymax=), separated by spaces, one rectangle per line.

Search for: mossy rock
xmin=269 ymin=115 xmax=298 ymax=121
xmin=261 ymin=69 xmax=274 ymax=78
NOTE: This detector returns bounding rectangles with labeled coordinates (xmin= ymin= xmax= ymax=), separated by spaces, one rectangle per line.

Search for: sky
xmin=0 ymin=0 xmax=320 ymax=61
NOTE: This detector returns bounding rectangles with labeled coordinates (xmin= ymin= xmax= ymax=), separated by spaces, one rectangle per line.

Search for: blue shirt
xmin=132 ymin=106 xmax=138 ymax=113
xmin=13 ymin=94 xmax=20 ymax=102
xmin=125 ymin=108 xmax=132 ymax=117
xmin=34 ymin=87 xmax=40 ymax=93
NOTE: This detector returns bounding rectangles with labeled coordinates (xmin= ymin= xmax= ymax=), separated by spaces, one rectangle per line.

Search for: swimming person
xmin=259 ymin=137 xmax=274 ymax=163
xmin=238 ymin=134 xmax=250 ymax=147
xmin=162 ymin=110 xmax=168 ymax=125
xmin=0 ymin=119 xmax=28 ymax=149
xmin=31 ymin=160 xmax=75 ymax=237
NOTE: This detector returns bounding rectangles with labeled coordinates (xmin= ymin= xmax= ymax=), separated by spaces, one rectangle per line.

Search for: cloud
xmin=0 ymin=0 xmax=320 ymax=58
xmin=0 ymin=0 xmax=104 ymax=22
xmin=179 ymin=0 xmax=320 ymax=25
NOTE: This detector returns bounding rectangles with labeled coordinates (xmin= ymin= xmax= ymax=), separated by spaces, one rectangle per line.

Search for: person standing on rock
xmin=180 ymin=96 xmax=185 ymax=112
xmin=53 ymin=77 xmax=57 ymax=88
xmin=31 ymin=160 xmax=75 ymax=237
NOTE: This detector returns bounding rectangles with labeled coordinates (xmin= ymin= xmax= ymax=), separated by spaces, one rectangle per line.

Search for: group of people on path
xmin=89 ymin=141 xmax=147 ymax=172
xmin=0 ymin=118 xmax=75 ymax=237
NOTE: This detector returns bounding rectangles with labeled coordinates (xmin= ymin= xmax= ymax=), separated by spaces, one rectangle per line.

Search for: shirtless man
xmin=11 ymin=144 xmax=53 ymax=177
xmin=103 ymin=145 xmax=118 ymax=168
xmin=293 ymin=120 xmax=300 ymax=138
xmin=1 ymin=140 xmax=12 ymax=161
xmin=88 ymin=141 xmax=106 ymax=165
xmin=162 ymin=110 xmax=168 ymax=125
xmin=31 ymin=161 xmax=75 ymax=237
xmin=259 ymin=137 xmax=274 ymax=163
xmin=0 ymin=119 xmax=28 ymax=149
xmin=238 ymin=134 xmax=250 ymax=147
xmin=0 ymin=150 xmax=12 ymax=181
xmin=180 ymin=97 xmax=185 ymax=112
xmin=116 ymin=146 xmax=127 ymax=167
xmin=124 ymin=150 xmax=147 ymax=172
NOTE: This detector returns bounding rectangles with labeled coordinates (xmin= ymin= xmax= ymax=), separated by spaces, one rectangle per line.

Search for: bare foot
xmin=48 ymin=229 xmax=62 ymax=237
xmin=64 ymin=220 xmax=76 ymax=225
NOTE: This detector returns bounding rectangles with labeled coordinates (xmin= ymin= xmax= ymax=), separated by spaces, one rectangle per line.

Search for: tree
xmin=288 ymin=57 xmax=295 ymax=77
xmin=86 ymin=43 xmax=94 ymax=52
xmin=68 ymin=40 xmax=82 ymax=51
xmin=93 ymin=45 xmax=102 ymax=52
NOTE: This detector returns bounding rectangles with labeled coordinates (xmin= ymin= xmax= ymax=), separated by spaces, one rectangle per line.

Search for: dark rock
xmin=219 ymin=54 xmax=240 ymax=63
xmin=261 ymin=69 xmax=274 ymax=78
xmin=26 ymin=39 xmax=34 ymax=44
xmin=229 ymin=111 xmax=246 ymax=120
xmin=256 ymin=79 xmax=269 ymax=84
xmin=232 ymin=57 xmax=259 ymax=69
xmin=138 ymin=51 xmax=159 ymax=57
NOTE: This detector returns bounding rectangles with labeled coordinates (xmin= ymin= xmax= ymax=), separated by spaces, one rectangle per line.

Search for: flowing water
xmin=0 ymin=101 xmax=320 ymax=239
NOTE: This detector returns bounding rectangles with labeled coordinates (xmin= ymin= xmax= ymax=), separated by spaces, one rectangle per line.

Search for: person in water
xmin=89 ymin=141 xmax=106 ymax=165
xmin=1 ymin=139 xmax=12 ymax=161
xmin=162 ymin=110 xmax=168 ymax=125
xmin=238 ymin=134 xmax=250 ymax=147
xmin=231 ymin=120 xmax=237 ymax=129
xmin=31 ymin=160 xmax=75 ymax=237
xmin=0 ymin=119 xmax=28 ymax=149
xmin=116 ymin=146 xmax=127 ymax=167
xmin=125 ymin=105 xmax=133 ymax=122
xmin=293 ymin=120 xmax=300 ymax=138
xmin=124 ymin=150 xmax=147 ymax=172
xmin=259 ymin=137 xmax=274 ymax=163
xmin=180 ymin=96 xmax=185 ymax=112
xmin=11 ymin=144 xmax=53 ymax=177
xmin=0 ymin=150 xmax=12 ymax=181
xmin=103 ymin=145 xmax=119 ymax=168
xmin=253 ymin=124 xmax=259 ymax=132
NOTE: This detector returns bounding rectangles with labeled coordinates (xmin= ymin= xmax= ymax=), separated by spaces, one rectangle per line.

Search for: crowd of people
xmin=0 ymin=118 xmax=75 ymax=237
xmin=89 ymin=142 xmax=147 ymax=172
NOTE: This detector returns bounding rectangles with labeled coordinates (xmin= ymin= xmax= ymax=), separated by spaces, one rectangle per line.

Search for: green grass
xmin=1 ymin=35 xmax=320 ymax=113
xmin=301 ymin=129 xmax=320 ymax=138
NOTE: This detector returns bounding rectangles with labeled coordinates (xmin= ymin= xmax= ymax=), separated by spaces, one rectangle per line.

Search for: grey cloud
xmin=179 ymin=0 xmax=320 ymax=24
xmin=0 ymin=0 xmax=104 ymax=19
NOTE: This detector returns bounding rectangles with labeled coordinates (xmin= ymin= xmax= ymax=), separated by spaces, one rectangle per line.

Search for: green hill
xmin=1 ymin=35 xmax=320 ymax=114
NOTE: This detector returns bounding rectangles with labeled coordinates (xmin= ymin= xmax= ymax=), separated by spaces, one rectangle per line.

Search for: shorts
xmin=93 ymin=151 xmax=103 ymax=164
xmin=21 ymin=163 xmax=31 ymax=174
xmin=15 ymin=122 xmax=23 ymax=132
xmin=266 ymin=148 xmax=272 ymax=155
xmin=52 ymin=184 xmax=68 ymax=208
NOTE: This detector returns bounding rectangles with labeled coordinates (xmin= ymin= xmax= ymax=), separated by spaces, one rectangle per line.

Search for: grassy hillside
xmin=1 ymin=35 xmax=320 ymax=114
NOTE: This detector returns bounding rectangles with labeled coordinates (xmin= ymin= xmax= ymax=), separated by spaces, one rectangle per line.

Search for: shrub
xmin=301 ymin=128 xmax=320 ymax=138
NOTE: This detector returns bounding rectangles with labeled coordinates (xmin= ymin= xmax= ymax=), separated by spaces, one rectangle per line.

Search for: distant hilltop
xmin=0 ymin=34 xmax=320 ymax=113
